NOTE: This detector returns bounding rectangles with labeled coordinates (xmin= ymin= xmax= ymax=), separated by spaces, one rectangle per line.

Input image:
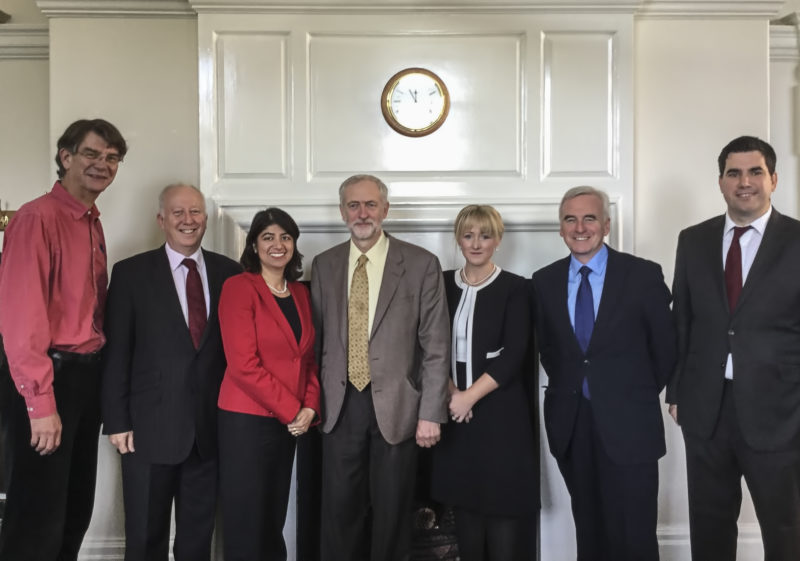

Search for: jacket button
xmin=728 ymin=329 xmax=735 ymax=336
xmin=583 ymin=359 xmax=590 ymax=365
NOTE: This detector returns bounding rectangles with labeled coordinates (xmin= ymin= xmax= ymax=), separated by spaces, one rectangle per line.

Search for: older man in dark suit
xmin=668 ymin=136 xmax=800 ymax=561
xmin=101 ymin=183 xmax=240 ymax=561
xmin=532 ymin=186 xmax=676 ymax=561
xmin=311 ymin=174 xmax=450 ymax=561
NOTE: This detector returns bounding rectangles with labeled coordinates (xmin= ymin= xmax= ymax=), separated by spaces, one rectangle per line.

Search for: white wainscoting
xmin=198 ymin=11 xmax=635 ymax=253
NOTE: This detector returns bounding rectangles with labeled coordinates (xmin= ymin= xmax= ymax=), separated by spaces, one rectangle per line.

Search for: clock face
xmin=381 ymin=68 xmax=450 ymax=137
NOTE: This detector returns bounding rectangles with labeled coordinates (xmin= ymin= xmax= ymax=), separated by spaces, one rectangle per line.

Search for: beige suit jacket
xmin=311 ymin=234 xmax=450 ymax=445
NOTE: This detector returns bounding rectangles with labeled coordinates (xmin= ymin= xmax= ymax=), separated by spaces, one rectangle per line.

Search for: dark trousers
xmin=0 ymin=356 xmax=101 ymax=561
xmin=684 ymin=380 xmax=800 ymax=561
xmin=218 ymin=409 xmax=296 ymax=561
xmin=296 ymin=429 xmax=322 ymax=561
xmin=556 ymin=396 xmax=659 ymax=561
xmin=321 ymin=383 xmax=418 ymax=561
xmin=453 ymin=507 xmax=535 ymax=561
xmin=120 ymin=443 xmax=217 ymax=561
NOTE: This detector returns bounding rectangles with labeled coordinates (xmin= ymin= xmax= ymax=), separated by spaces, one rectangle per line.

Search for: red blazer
xmin=218 ymin=272 xmax=320 ymax=424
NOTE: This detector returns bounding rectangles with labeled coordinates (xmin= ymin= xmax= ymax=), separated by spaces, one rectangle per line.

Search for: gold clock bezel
xmin=381 ymin=67 xmax=450 ymax=138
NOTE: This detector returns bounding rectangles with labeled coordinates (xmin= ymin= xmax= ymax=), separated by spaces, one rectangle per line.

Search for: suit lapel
xmin=737 ymin=209 xmax=782 ymax=313
xmin=591 ymin=247 xmax=627 ymax=350
xmin=251 ymin=273 xmax=301 ymax=352
xmin=547 ymin=257 xmax=582 ymax=353
xmin=702 ymin=217 xmax=729 ymax=314
xmin=329 ymin=243 xmax=350 ymax=351
xmin=371 ymin=237 xmax=403 ymax=338
xmin=153 ymin=246 xmax=195 ymax=349
xmin=199 ymin=250 xmax=221 ymax=349
xmin=294 ymin=283 xmax=314 ymax=354
xmin=687 ymin=216 xmax=727 ymax=313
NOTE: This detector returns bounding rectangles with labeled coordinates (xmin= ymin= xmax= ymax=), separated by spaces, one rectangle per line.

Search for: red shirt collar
xmin=52 ymin=181 xmax=102 ymax=220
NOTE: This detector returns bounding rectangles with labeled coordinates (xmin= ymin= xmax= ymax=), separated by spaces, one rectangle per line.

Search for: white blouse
xmin=452 ymin=266 xmax=502 ymax=388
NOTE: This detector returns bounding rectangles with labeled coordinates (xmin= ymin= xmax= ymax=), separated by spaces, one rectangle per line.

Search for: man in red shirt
xmin=0 ymin=118 xmax=127 ymax=561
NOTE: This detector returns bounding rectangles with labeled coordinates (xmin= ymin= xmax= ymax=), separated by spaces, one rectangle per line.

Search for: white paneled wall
xmin=542 ymin=31 xmax=617 ymax=178
xmin=217 ymin=32 xmax=289 ymax=178
xmin=196 ymin=10 xmax=634 ymax=249
xmin=197 ymin=6 xmax=631 ymax=561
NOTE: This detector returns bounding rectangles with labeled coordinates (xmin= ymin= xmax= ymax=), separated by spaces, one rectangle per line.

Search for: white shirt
xmin=165 ymin=244 xmax=210 ymax=325
xmin=452 ymin=266 xmax=502 ymax=387
xmin=722 ymin=206 xmax=772 ymax=380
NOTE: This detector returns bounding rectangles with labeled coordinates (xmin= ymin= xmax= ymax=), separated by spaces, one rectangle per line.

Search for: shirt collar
xmin=569 ymin=244 xmax=608 ymax=278
xmin=52 ymin=181 xmax=101 ymax=220
xmin=724 ymin=206 xmax=772 ymax=236
xmin=349 ymin=230 xmax=389 ymax=265
xmin=165 ymin=243 xmax=205 ymax=272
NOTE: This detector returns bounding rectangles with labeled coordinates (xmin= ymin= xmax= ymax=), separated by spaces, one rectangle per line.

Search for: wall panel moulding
xmin=770 ymin=20 xmax=800 ymax=62
xmin=187 ymin=0 xmax=642 ymax=15
xmin=636 ymin=1 xmax=785 ymax=18
xmin=0 ymin=25 xmax=48 ymax=60
xmin=32 ymin=0 xmax=788 ymax=17
xmin=35 ymin=1 xmax=196 ymax=18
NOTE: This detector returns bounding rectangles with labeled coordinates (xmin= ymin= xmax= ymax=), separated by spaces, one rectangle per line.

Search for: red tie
xmin=725 ymin=226 xmax=750 ymax=313
xmin=182 ymin=258 xmax=207 ymax=348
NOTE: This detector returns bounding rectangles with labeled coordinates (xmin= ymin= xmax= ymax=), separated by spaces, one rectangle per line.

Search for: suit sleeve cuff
xmin=417 ymin=410 xmax=448 ymax=424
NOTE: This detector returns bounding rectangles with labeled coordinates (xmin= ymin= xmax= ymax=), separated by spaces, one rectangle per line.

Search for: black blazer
xmin=532 ymin=246 xmax=676 ymax=465
xmin=101 ymin=246 xmax=241 ymax=465
xmin=430 ymin=270 xmax=537 ymax=516
xmin=668 ymin=209 xmax=800 ymax=452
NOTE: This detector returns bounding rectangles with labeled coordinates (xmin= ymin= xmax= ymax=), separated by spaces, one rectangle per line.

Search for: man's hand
xmin=109 ymin=431 xmax=135 ymax=454
xmin=30 ymin=413 xmax=62 ymax=455
xmin=415 ymin=419 xmax=441 ymax=448
xmin=668 ymin=404 xmax=679 ymax=425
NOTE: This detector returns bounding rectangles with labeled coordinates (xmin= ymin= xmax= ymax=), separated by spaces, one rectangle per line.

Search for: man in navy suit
xmin=668 ymin=136 xmax=800 ymax=560
xmin=101 ymin=183 xmax=240 ymax=561
xmin=532 ymin=186 xmax=676 ymax=561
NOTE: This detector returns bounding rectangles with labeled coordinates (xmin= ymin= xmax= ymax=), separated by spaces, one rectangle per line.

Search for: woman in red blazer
xmin=217 ymin=207 xmax=320 ymax=561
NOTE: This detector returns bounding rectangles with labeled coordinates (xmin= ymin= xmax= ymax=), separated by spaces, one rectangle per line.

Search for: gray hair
xmin=157 ymin=183 xmax=206 ymax=215
xmin=338 ymin=174 xmax=389 ymax=206
xmin=559 ymin=186 xmax=610 ymax=221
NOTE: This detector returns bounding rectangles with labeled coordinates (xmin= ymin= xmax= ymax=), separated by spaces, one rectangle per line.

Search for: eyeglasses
xmin=76 ymin=148 xmax=123 ymax=165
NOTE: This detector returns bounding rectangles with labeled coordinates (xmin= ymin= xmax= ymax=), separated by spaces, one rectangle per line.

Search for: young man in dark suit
xmin=101 ymin=183 xmax=240 ymax=561
xmin=532 ymin=186 xmax=676 ymax=561
xmin=668 ymin=136 xmax=800 ymax=560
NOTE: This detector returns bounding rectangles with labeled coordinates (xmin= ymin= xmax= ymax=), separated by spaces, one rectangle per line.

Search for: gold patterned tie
xmin=348 ymin=254 xmax=370 ymax=391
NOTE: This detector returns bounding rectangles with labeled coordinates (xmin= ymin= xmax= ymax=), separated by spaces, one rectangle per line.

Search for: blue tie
xmin=575 ymin=265 xmax=594 ymax=398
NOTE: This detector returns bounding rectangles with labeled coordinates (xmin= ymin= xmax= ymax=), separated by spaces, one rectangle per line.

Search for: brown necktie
xmin=348 ymin=255 xmax=370 ymax=391
xmin=182 ymin=258 xmax=207 ymax=348
xmin=725 ymin=226 xmax=751 ymax=313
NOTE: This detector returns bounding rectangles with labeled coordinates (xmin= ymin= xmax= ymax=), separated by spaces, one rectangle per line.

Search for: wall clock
xmin=381 ymin=68 xmax=450 ymax=137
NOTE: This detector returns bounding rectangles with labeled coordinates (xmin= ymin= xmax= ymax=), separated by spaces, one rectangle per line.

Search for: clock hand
xmin=409 ymin=89 xmax=418 ymax=103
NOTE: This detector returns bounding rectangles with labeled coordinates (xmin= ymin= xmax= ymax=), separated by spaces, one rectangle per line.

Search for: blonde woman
xmin=430 ymin=204 xmax=537 ymax=561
